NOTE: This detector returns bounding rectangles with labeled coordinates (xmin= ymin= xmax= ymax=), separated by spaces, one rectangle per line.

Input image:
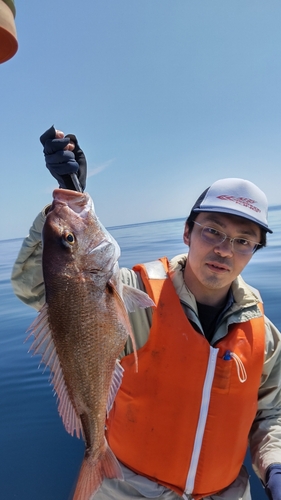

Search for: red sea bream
xmin=26 ymin=189 xmax=154 ymax=499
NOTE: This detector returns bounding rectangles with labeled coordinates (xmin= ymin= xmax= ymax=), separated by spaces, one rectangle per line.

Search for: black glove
xmin=265 ymin=464 xmax=281 ymax=500
xmin=40 ymin=125 xmax=87 ymax=191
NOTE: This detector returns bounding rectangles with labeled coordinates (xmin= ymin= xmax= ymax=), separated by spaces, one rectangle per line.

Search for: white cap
xmin=191 ymin=178 xmax=272 ymax=233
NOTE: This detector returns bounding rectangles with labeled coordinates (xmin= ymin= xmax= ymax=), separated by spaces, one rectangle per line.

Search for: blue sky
xmin=1 ymin=0 xmax=281 ymax=240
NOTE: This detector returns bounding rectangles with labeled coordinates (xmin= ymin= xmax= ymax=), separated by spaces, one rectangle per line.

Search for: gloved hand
xmin=40 ymin=125 xmax=87 ymax=191
xmin=265 ymin=464 xmax=281 ymax=500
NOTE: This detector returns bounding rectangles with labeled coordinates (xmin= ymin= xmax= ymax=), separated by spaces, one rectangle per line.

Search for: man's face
xmin=183 ymin=212 xmax=261 ymax=306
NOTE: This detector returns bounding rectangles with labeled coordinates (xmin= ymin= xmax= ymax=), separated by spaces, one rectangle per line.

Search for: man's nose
xmin=214 ymin=237 xmax=234 ymax=257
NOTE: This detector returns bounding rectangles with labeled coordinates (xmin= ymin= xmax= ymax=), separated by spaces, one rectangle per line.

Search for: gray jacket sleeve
xmin=119 ymin=267 xmax=152 ymax=356
xmin=10 ymin=206 xmax=50 ymax=311
xmin=249 ymin=316 xmax=281 ymax=483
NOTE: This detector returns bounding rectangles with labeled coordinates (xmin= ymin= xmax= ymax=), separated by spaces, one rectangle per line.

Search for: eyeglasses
xmin=193 ymin=221 xmax=261 ymax=255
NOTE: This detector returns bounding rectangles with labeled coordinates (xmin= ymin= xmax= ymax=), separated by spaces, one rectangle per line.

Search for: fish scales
xmin=46 ymin=277 xmax=128 ymax=428
xmin=41 ymin=194 xmax=130 ymax=449
xmin=26 ymin=188 xmax=155 ymax=500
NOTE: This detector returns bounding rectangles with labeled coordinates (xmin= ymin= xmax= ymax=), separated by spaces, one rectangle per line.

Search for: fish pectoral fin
xmin=107 ymin=360 xmax=124 ymax=416
xmin=122 ymin=284 xmax=155 ymax=312
xmin=26 ymin=303 xmax=83 ymax=439
xmin=73 ymin=439 xmax=123 ymax=500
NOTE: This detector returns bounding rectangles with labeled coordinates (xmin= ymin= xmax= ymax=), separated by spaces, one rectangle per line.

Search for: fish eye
xmin=64 ymin=232 xmax=75 ymax=245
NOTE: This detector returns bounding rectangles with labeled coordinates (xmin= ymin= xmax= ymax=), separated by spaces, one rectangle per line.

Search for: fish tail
xmin=101 ymin=440 xmax=123 ymax=480
xmin=73 ymin=440 xmax=123 ymax=500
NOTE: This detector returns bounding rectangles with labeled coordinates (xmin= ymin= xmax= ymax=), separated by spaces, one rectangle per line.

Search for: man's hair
xmin=185 ymin=211 xmax=267 ymax=251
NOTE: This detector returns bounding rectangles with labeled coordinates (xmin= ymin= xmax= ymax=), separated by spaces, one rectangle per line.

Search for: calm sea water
xmin=1 ymin=208 xmax=281 ymax=500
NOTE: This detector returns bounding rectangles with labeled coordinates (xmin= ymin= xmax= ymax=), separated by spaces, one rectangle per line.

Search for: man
xmin=11 ymin=128 xmax=281 ymax=500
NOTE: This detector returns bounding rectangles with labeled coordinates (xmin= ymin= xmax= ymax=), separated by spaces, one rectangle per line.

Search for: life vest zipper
xmin=184 ymin=346 xmax=219 ymax=495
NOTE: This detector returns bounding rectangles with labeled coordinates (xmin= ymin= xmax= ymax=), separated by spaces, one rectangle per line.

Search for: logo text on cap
xmin=217 ymin=196 xmax=261 ymax=213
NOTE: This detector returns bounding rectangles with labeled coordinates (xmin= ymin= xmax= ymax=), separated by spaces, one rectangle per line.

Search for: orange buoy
xmin=0 ymin=0 xmax=18 ymax=63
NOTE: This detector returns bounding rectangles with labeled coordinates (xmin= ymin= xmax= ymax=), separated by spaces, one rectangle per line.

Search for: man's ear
xmin=183 ymin=223 xmax=191 ymax=247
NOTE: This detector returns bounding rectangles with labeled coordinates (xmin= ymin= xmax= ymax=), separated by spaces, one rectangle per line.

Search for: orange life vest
xmin=106 ymin=258 xmax=265 ymax=499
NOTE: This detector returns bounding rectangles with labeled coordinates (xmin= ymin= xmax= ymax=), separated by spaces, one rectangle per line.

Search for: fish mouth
xmin=49 ymin=188 xmax=121 ymax=266
xmin=52 ymin=189 xmax=94 ymax=217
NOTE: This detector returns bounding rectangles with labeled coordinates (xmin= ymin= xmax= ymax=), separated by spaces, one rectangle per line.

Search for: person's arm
xmin=249 ymin=317 xmax=281 ymax=499
xmin=11 ymin=206 xmax=48 ymax=310
xmin=119 ymin=267 xmax=153 ymax=356
xmin=11 ymin=125 xmax=88 ymax=310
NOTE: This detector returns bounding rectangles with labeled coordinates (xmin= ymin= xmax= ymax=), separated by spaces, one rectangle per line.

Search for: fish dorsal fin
xmin=122 ymin=284 xmax=155 ymax=313
xmin=26 ymin=303 xmax=83 ymax=439
xmin=107 ymin=359 xmax=124 ymax=416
